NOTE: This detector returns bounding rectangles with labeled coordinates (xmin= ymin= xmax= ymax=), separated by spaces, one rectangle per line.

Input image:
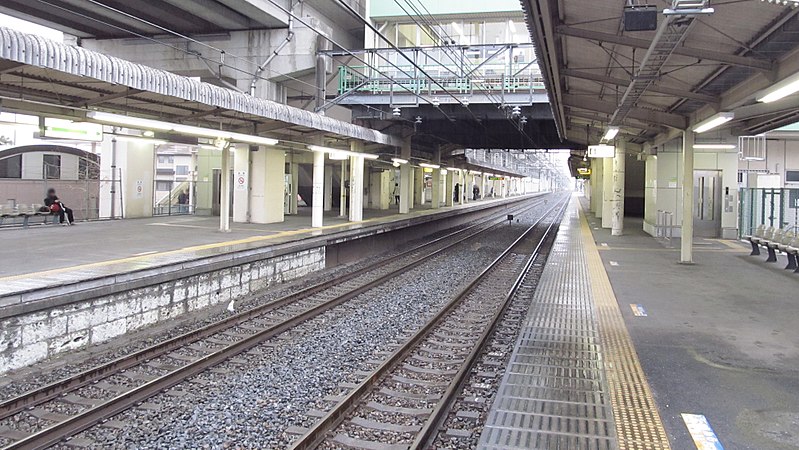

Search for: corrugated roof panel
xmin=0 ymin=26 xmax=402 ymax=147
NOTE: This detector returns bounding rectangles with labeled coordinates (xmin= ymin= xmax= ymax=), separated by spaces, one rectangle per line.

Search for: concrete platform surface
xmin=0 ymin=195 xmax=532 ymax=297
xmin=584 ymin=198 xmax=799 ymax=449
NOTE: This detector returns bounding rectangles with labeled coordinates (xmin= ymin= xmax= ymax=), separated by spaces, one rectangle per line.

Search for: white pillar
xmin=250 ymin=147 xmax=285 ymax=224
xmin=349 ymin=152 xmax=364 ymax=222
xmin=219 ymin=145 xmax=231 ymax=232
xmin=481 ymin=175 xmax=487 ymax=199
xmin=459 ymin=171 xmax=465 ymax=205
xmin=233 ymin=145 xmax=249 ymax=223
xmin=431 ymin=168 xmax=441 ymax=209
xmin=602 ymin=156 xmax=613 ymax=228
xmin=415 ymin=167 xmax=424 ymax=206
xmin=289 ymin=160 xmax=299 ymax=215
xmin=445 ymin=171 xmax=454 ymax=206
xmin=681 ymin=131 xmax=695 ymax=263
xmin=399 ymin=138 xmax=412 ymax=214
xmin=312 ymin=150 xmax=324 ymax=227
xmin=324 ymin=165 xmax=333 ymax=211
xmin=612 ymin=140 xmax=626 ymax=236
xmin=339 ymin=160 xmax=347 ymax=217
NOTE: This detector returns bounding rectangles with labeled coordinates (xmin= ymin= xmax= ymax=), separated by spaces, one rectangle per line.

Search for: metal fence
xmin=0 ymin=178 xmax=110 ymax=221
xmin=739 ymin=188 xmax=799 ymax=238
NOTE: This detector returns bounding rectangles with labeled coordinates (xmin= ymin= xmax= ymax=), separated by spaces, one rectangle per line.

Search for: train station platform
xmin=0 ymin=193 xmax=542 ymax=374
xmin=480 ymin=195 xmax=799 ymax=449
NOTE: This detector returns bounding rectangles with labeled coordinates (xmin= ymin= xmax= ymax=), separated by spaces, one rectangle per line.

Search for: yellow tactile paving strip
xmin=579 ymin=208 xmax=672 ymax=450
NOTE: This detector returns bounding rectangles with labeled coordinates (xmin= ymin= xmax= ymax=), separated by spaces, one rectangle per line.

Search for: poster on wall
xmin=236 ymin=171 xmax=247 ymax=191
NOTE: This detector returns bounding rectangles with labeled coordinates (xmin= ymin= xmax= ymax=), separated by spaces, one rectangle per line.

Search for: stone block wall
xmin=0 ymin=247 xmax=324 ymax=374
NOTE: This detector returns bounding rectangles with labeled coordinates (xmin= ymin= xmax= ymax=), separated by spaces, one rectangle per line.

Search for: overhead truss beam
xmin=557 ymin=25 xmax=772 ymax=71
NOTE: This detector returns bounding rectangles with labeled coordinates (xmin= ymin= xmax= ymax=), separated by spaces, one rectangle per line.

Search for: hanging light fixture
xmin=392 ymin=107 xmax=401 ymax=117
xmin=415 ymin=116 xmax=422 ymax=124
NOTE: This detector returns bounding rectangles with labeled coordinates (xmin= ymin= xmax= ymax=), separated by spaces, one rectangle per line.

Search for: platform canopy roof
xmin=520 ymin=0 xmax=799 ymax=148
xmin=0 ymin=27 xmax=402 ymax=148
xmin=0 ymin=0 xmax=364 ymax=39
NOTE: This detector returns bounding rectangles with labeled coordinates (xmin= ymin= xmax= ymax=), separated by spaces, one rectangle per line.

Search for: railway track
xmin=289 ymin=197 xmax=569 ymax=450
xmin=0 ymin=196 xmax=553 ymax=450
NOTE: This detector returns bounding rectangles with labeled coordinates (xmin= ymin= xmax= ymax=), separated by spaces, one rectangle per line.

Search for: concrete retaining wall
xmin=0 ymin=248 xmax=324 ymax=374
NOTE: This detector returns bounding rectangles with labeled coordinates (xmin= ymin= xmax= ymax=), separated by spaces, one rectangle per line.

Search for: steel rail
xmin=288 ymin=196 xmax=569 ymax=450
xmin=1 ymin=196 xmax=549 ymax=450
xmin=411 ymin=198 xmax=569 ymax=449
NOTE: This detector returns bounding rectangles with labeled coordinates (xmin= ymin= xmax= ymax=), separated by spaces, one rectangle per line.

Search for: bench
xmin=744 ymin=225 xmax=799 ymax=272
xmin=0 ymin=204 xmax=59 ymax=228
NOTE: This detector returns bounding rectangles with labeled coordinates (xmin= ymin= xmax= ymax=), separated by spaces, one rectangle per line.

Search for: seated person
xmin=44 ymin=188 xmax=75 ymax=225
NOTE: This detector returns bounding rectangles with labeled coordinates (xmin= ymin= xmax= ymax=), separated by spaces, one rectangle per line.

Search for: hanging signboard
xmin=587 ymin=144 xmax=615 ymax=158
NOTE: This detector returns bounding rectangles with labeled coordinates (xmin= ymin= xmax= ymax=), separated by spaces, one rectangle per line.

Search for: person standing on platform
xmin=393 ymin=183 xmax=400 ymax=205
xmin=473 ymin=185 xmax=479 ymax=201
xmin=453 ymin=183 xmax=460 ymax=202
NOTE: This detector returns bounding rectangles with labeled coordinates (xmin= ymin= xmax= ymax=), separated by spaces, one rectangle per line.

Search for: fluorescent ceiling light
xmin=86 ymin=111 xmax=278 ymax=146
xmin=693 ymin=112 xmax=734 ymax=133
xmin=603 ymin=127 xmax=619 ymax=141
xmin=757 ymin=72 xmax=799 ymax=103
xmin=419 ymin=162 xmax=440 ymax=169
xmin=391 ymin=157 xmax=408 ymax=164
xmin=112 ymin=135 xmax=167 ymax=145
xmin=446 ymin=167 xmax=460 ymax=171
xmin=307 ymin=145 xmax=379 ymax=160
xmin=694 ymin=144 xmax=736 ymax=149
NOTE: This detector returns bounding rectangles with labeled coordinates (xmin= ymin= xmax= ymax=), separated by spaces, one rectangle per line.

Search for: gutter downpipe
xmin=250 ymin=7 xmax=295 ymax=96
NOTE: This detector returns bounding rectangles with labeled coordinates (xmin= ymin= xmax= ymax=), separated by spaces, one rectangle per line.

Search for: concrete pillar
xmin=399 ymin=138 xmax=412 ymax=214
xmin=431 ymin=168 xmax=441 ymax=209
xmin=250 ymin=147 xmax=285 ymax=224
xmin=612 ymin=140 xmax=626 ymax=236
xmin=602 ymin=156 xmax=613 ymax=228
xmin=481 ymin=175 xmax=487 ymax=199
xmin=681 ymin=131 xmax=695 ymax=263
xmin=445 ymin=170 xmax=454 ymax=206
xmin=219 ymin=145 xmax=231 ymax=232
xmin=339 ymin=160 xmax=347 ymax=217
xmin=233 ymin=145 xmax=249 ymax=223
xmin=414 ymin=168 xmax=424 ymax=206
xmin=312 ymin=150 xmax=324 ymax=227
xmin=458 ymin=171 xmax=465 ymax=205
xmin=595 ymin=160 xmax=603 ymax=219
xmin=349 ymin=152 xmax=364 ymax=222
xmin=289 ymin=159 xmax=299 ymax=215
xmin=323 ymin=165 xmax=333 ymax=212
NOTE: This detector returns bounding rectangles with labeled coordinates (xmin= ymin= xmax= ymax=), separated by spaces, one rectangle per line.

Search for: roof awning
xmin=0 ymin=27 xmax=402 ymax=148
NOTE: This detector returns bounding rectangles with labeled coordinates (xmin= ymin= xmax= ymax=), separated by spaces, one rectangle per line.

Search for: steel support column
xmin=681 ymin=131 xmax=695 ymax=263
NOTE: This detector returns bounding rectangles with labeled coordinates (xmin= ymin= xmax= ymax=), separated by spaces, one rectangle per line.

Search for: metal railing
xmin=331 ymin=44 xmax=544 ymax=97
xmin=656 ymin=209 xmax=674 ymax=246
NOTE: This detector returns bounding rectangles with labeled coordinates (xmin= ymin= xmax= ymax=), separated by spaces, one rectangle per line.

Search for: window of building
xmin=156 ymin=181 xmax=172 ymax=191
xmin=0 ymin=155 xmax=22 ymax=178
xmin=157 ymin=155 xmax=174 ymax=164
xmin=175 ymin=165 xmax=189 ymax=176
xmin=43 ymin=154 xmax=61 ymax=179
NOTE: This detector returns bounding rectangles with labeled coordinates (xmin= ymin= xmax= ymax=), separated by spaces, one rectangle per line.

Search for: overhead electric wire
xmin=29 ymin=0 xmax=394 ymax=121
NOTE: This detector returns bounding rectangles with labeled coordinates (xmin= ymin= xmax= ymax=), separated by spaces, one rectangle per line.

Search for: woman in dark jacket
xmin=44 ymin=188 xmax=74 ymax=225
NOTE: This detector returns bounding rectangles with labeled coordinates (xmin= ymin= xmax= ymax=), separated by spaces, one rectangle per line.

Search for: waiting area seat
xmin=0 ymin=204 xmax=58 ymax=228
xmin=745 ymin=224 xmax=799 ymax=272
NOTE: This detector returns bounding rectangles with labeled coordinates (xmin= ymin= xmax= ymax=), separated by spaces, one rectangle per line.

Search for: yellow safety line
xmin=579 ymin=208 xmax=672 ymax=450
xmin=0 ymin=218 xmax=378 ymax=283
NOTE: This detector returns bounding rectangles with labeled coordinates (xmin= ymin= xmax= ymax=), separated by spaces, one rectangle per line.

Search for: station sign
xmin=577 ymin=167 xmax=592 ymax=176
xmin=488 ymin=176 xmax=505 ymax=181
xmin=587 ymin=144 xmax=615 ymax=158
xmin=42 ymin=118 xmax=103 ymax=142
